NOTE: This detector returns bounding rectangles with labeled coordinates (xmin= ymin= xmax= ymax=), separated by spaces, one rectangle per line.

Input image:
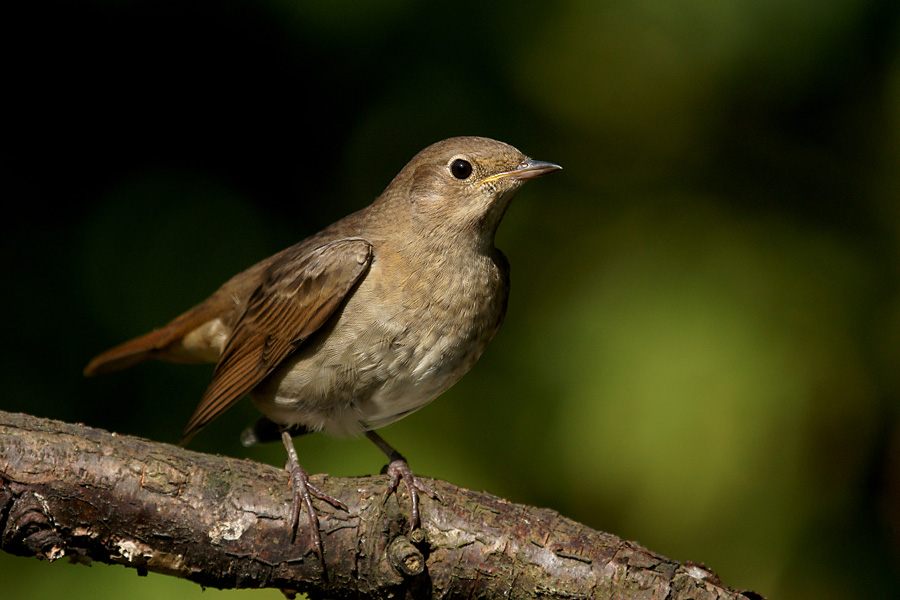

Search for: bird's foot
xmin=365 ymin=430 xmax=440 ymax=532
xmin=282 ymin=431 xmax=348 ymax=572
xmin=383 ymin=456 xmax=441 ymax=533
xmin=287 ymin=461 xmax=349 ymax=540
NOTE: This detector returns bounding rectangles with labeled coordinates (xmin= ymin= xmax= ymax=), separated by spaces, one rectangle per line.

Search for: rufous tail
xmin=83 ymin=299 xmax=228 ymax=376
xmin=84 ymin=326 xmax=178 ymax=376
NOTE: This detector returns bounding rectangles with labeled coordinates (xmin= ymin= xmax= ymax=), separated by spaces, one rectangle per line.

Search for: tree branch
xmin=0 ymin=411 xmax=762 ymax=599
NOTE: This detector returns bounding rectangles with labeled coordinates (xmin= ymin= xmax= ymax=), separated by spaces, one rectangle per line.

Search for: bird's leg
xmin=365 ymin=430 xmax=440 ymax=532
xmin=280 ymin=430 xmax=348 ymax=570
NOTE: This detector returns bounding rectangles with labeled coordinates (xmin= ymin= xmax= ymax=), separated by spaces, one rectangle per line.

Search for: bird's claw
xmin=282 ymin=430 xmax=347 ymax=575
xmin=383 ymin=457 xmax=441 ymax=532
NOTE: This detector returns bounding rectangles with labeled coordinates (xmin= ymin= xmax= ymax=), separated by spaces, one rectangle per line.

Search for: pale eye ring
xmin=450 ymin=158 xmax=473 ymax=179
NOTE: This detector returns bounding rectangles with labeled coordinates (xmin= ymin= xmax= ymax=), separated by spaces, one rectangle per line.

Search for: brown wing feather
xmin=180 ymin=238 xmax=374 ymax=443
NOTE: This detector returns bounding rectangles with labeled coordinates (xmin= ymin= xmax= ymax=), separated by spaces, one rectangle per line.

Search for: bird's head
xmin=379 ymin=136 xmax=561 ymax=249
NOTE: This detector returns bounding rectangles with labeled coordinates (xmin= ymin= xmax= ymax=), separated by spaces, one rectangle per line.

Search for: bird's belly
xmin=356 ymin=326 xmax=485 ymax=430
xmin=253 ymin=325 xmax=491 ymax=436
xmin=251 ymin=301 xmax=500 ymax=437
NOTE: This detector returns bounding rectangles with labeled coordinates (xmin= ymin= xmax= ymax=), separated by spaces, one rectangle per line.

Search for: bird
xmin=84 ymin=136 xmax=561 ymax=566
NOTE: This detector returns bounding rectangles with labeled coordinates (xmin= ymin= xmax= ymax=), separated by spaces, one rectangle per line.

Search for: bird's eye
xmin=450 ymin=159 xmax=473 ymax=180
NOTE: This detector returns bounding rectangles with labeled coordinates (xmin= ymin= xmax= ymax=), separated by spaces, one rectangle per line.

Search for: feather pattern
xmin=180 ymin=238 xmax=373 ymax=442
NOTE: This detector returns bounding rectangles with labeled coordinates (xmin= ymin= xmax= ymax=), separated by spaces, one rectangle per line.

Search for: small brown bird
xmin=84 ymin=136 xmax=560 ymax=563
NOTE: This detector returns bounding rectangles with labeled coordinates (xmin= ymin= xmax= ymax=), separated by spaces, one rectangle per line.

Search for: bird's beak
xmin=482 ymin=159 xmax=562 ymax=184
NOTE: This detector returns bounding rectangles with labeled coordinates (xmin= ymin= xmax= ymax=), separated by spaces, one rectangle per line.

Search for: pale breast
xmin=250 ymin=245 xmax=509 ymax=437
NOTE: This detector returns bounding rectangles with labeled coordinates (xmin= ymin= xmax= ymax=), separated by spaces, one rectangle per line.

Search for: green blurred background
xmin=4 ymin=0 xmax=900 ymax=598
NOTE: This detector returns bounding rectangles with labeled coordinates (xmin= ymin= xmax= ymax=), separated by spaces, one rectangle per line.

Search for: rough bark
xmin=0 ymin=411 xmax=762 ymax=599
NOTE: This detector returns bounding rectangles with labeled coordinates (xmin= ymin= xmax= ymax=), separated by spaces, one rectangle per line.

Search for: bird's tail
xmin=84 ymin=300 xmax=227 ymax=377
xmin=83 ymin=326 xmax=177 ymax=376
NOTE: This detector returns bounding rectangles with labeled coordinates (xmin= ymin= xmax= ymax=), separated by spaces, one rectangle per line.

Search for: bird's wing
xmin=180 ymin=238 xmax=374 ymax=443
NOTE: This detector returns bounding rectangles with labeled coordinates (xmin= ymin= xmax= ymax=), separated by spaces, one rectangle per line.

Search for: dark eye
xmin=450 ymin=158 xmax=473 ymax=180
